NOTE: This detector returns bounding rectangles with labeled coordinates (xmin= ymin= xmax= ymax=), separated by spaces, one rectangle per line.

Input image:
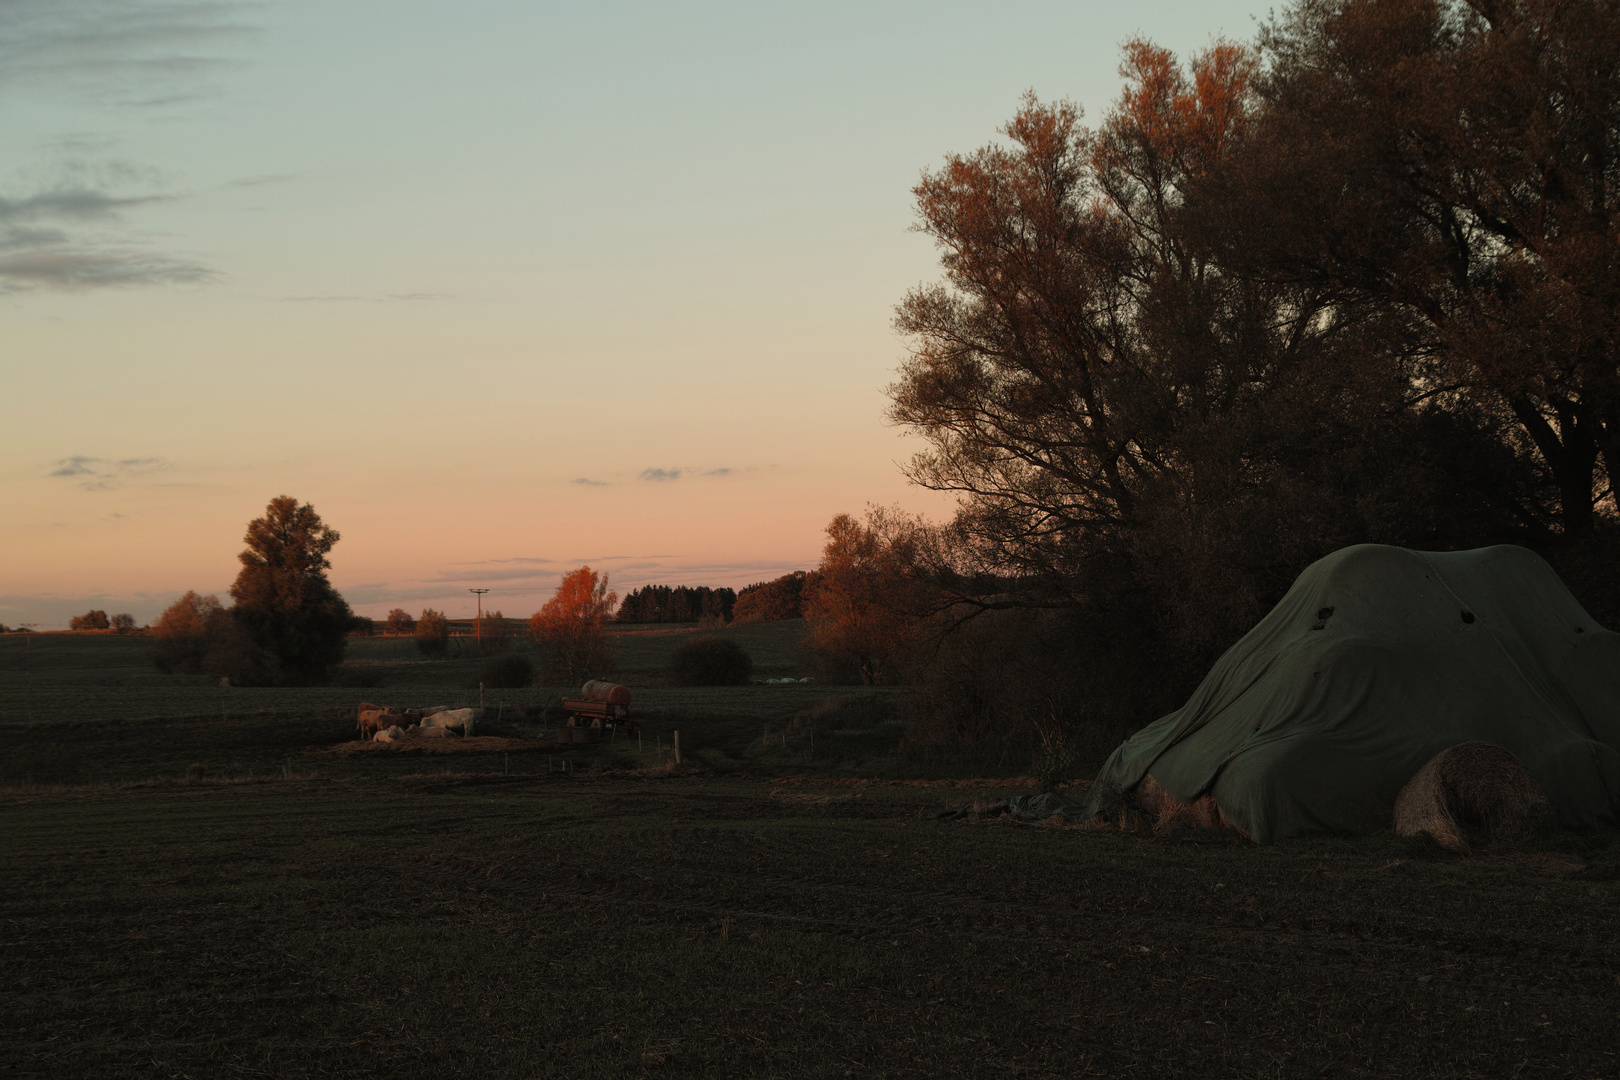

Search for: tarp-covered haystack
xmin=1035 ymin=545 xmax=1620 ymax=842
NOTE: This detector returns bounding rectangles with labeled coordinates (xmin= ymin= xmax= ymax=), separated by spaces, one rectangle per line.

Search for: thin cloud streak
xmin=0 ymin=1 xmax=257 ymax=105
xmin=0 ymin=248 xmax=215 ymax=290
xmin=46 ymin=455 xmax=168 ymax=490
xmin=0 ymin=188 xmax=167 ymax=222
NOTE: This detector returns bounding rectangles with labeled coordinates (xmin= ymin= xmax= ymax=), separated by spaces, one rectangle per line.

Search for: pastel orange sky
xmin=2 ymin=1 xmax=1261 ymax=628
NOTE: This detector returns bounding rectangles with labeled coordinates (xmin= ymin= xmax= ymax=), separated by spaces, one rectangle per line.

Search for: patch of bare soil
xmin=303 ymin=735 xmax=561 ymax=758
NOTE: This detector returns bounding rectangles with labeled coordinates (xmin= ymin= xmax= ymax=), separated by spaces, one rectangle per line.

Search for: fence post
xmin=674 ymin=730 xmax=681 ymax=765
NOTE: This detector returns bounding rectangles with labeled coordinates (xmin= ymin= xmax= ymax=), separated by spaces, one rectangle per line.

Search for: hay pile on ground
xmin=1133 ymin=774 xmax=1228 ymax=832
xmin=1394 ymin=741 xmax=1552 ymax=854
xmin=304 ymin=735 xmax=559 ymax=758
xmin=1077 ymin=774 xmax=1233 ymax=834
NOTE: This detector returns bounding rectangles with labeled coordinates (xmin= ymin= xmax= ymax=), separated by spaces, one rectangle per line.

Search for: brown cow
xmin=358 ymin=707 xmax=407 ymax=740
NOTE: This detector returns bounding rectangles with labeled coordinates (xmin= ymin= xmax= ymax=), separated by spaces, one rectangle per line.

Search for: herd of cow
xmin=356 ymin=702 xmax=481 ymax=743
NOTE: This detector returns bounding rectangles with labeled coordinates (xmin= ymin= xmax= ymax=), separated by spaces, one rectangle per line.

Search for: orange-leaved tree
xmin=384 ymin=608 xmax=415 ymax=635
xmin=803 ymin=510 xmax=934 ymax=685
xmin=527 ymin=567 xmax=616 ymax=684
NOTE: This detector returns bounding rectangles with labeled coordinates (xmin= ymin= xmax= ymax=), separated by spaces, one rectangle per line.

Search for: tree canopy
xmin=528 ymin=567 xmax=617 ymax=683
xmin=890 ymin=3 xmax=1619 ymax=679
xmin=229 ymin=496 xmax=353 ymax=684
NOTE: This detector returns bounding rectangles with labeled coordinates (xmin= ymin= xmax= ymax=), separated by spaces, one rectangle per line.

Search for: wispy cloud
xmin=426 ymin=566 xmax=559 ymax=585
xmin=641 ymin=467 xmax=682 ymax=482
xmin=0 ymin=1 xmax=258 ymax=107
xmin=705 ymin=467 xmax=732 ymax=476
xmin=0 ymin=3 xmax=258 ymax=294
xmin=0 ymin=188 xmax=167 ymax=223
xmin=0 ymin=172 xmax=215 ymax=292
xmin=279 ymin=292 xmax=451 ymax=303
xmin=0 ymin=248 xmax=214 ymax=289
xmin=224 ymin=172 xmax=298 ymax=188
xmin=46 ymin=455 xmax=167 ymax=490
xmin=572 ymin=477 xmax=609 ymax=487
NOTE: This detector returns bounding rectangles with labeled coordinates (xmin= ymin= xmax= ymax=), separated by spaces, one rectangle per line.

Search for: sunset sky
xmin=3 ymin=0 xmax=1261 ymax=628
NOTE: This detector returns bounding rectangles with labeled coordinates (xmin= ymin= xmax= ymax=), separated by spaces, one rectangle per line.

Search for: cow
xmin=359 ymin=707 xmax=407 ymax=740
xmin=420 ymin=708 xmax=479 ymax=736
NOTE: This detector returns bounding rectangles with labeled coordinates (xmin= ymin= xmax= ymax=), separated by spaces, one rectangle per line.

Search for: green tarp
xmin=1042 ymin=545 xmax=1620 ymax=842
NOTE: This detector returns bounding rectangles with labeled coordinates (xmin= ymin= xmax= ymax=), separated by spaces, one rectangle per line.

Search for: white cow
xmin=420 ymin=708 xmax=480 ymax=736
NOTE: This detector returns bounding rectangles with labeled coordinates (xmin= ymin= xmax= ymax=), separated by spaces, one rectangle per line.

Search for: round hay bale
xmin=1394 ymin=742 xmax=1552 ymax=854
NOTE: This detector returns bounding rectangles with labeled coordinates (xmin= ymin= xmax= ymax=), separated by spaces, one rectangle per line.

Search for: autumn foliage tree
xmin=803 ymin=511 xmax=935 ymax=685
xmin=527 ymin=567 xmax=616 ymax=684
xmin=69 ymin=610 xmax=110 ymax=631
xmin=384 ymin=608 xmax=415 ymax=635
xmin=891 ymin=30 xmax=1540 ymax=690
xmin=229 ymin=496 xmax=354 ymax=684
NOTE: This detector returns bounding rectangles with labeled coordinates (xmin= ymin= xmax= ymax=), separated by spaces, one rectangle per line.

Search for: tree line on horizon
xmin=614 ymin=585 xmax=737 ymax=625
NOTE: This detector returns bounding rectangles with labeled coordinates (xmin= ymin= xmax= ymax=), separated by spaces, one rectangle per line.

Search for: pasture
xmin=3 ymin=629 xmax=1618 ymax=1078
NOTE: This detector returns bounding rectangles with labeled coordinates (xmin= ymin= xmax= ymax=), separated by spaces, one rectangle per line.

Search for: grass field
xmin=3 ymin=631 xmax=1618 ymax=1078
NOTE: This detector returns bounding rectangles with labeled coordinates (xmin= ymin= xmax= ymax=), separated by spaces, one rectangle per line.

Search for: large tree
xmin=229 ymin=495 xmax=353 ymax=684
xmin=1235 ymin=0 xmax=1620 ymax=534
xmin=890 ymin=33 xmax=1543 ymax=667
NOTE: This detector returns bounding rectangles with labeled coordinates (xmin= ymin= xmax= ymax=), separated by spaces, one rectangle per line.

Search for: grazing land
xmin=2 ymin=630 xmax=1618 ymax=1078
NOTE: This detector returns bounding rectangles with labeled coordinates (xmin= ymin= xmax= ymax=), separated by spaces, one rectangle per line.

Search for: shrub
xmin=416 ymin=608 xmax=449 ymax=658
xmin=152 ymin=592 xmax=275 ymax=685
xmin=480 ymin=653 xmax=534 ymax=689
xmin=473 ymin=609 xmax=510 ymax=655
xmin=900 ymin=606 xmax=1164 ymax=778
xmin=667 ymin=636 xmax=753 ymax=686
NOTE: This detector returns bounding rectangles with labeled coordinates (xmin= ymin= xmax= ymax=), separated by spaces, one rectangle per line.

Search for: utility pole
xmin=469 ymin=588 xmax=490 ymax=650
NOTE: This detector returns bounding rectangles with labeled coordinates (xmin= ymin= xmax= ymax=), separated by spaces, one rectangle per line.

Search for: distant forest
xmin=615 ymin=585 xmax=736 ymax=624
xmin=615 ymin=572 xmax=823 ymax=624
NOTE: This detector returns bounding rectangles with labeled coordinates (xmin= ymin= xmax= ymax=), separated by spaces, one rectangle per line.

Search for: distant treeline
xmin=614 ymin=573 xmax=822 ymax=624
xmin=616 ymin=585 xmax=736 ymax=624
xmin=731 ymin=571 xmax=818 ymax=624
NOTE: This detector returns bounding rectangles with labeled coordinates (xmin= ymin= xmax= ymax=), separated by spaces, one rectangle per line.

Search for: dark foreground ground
xmin=3 ymin=632 xmax=1618 ymax=1078
xmin=6 ymin=770 xmax=1618 ymax=1080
